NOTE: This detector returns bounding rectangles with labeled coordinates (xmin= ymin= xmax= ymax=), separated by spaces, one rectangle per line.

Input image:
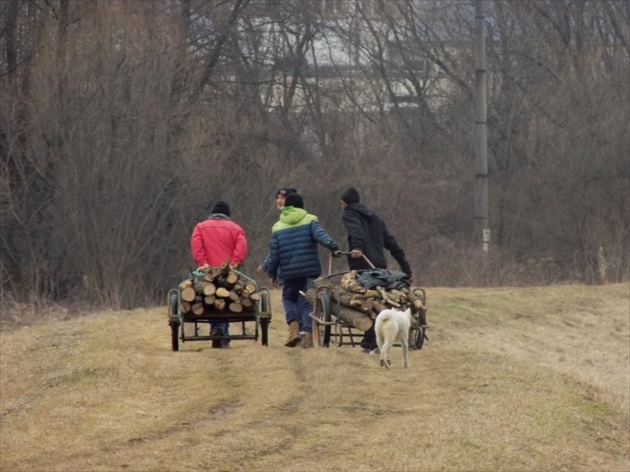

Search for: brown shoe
xmin=302 ymin=331 xmax=314 ymax=349
xmin=285 ymin=321 xmax=301 ymax=347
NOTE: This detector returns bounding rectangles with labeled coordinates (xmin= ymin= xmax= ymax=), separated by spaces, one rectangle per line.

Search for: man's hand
xmin=350 ymin=249 xmax=363 ymax=258
xmin=407 ymin=272 xmax=415 ymax=283
xmin=270 ymin=277 xmax=279 ymax=287
xmin=330 ymin=243 xmax=341 ymax=257
xmin=230 ymin=262 xmax=241 ymax=270
xmin=256 ymin=265 xmax=265 ymax=274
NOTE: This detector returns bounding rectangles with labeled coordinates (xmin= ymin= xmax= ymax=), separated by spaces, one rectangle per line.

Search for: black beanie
xmin=211 ymin=201 xmax=230 ymax=216
xmin=341 ymin=186 xmax=360 ymax=204
xmin=276 ymin=187 xmax=297 ymax=197
xmin=284 ymin=193 xmax=304 ymax=209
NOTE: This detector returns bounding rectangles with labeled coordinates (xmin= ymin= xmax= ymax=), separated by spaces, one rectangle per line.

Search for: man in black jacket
xmin=340 ymin=186 xmax=414 ymax=352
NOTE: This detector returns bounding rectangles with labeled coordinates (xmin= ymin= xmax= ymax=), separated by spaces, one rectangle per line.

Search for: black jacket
xmin=341 ymin=202 xmax=411 ymax=276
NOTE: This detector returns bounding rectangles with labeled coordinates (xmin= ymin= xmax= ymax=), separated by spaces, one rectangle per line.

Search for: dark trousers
xmin=361 ymin=324 xmax=377 ymax=349
xmin=282 ymin=277 xmax=314 ymax=331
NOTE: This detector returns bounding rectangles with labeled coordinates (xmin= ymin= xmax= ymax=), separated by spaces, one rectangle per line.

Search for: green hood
xmin=272 ymin=206 xmax=318 ymax=232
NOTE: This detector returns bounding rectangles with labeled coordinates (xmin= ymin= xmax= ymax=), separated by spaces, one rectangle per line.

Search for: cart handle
xmin=328 ymin=251 xmax=376 ymax=275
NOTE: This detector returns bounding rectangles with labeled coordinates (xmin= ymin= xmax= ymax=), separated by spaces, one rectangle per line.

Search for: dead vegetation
xmin=1 ymin=283 xmax=628 ymax=472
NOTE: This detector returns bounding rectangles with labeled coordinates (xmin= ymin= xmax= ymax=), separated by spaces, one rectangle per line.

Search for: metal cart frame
xmin=167 ymin=270 xmax=271 ymax=351
xmin=311 ymin=253 xmax=428 ymax=350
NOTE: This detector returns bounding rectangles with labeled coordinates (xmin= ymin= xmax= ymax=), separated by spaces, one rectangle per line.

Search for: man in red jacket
xmin=191 ymin=201 xmax=247 ymax=347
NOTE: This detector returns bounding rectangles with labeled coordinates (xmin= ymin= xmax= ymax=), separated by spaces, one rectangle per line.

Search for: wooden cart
xmin=310 ymin=253 xmax=428 ymax=350
xmin=167 ymin=269 xmax=271 ymax=351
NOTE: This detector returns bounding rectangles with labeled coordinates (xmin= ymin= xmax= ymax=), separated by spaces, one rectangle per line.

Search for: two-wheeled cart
xmin=310 ymin=253 xmax=428 ymax=350
xmin=167 ymin=268 xmax=271 ymax=351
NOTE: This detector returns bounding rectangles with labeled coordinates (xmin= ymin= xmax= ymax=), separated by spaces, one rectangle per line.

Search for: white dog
xmin=375 ymin=308 xmax=413 ymax=369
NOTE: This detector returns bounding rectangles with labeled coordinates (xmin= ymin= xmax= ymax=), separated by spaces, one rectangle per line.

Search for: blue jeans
xmin=281 ymin=277 xmax=314 ymax=332
xmin=211 ymin=321 xmax=230 ymax=346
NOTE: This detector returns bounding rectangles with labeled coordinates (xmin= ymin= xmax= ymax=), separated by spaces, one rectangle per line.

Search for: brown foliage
xmin=1 ymin=0 xmax=627 ymax=310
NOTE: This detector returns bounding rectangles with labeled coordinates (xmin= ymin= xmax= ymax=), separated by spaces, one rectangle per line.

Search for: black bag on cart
xmin=356 ymin=269 xmax=410 ymax=291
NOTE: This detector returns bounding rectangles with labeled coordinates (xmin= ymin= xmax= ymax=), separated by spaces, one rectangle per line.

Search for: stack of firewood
xmin=177 ymin=261 xmax=260 ymax=316
xmin=302 ymin=270 xmax=427 ymax=332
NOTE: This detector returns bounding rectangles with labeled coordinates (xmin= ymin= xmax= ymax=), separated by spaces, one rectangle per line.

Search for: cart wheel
xmin=416 ymin=308 xmax=428 ymax=350
xmin=411 ymin=326 xmax=425 ymax=350
xmin=259 ymin=291 xmax=270 ymax=346
xmin=170 ymin=322 xmax=180 ymax=351
xmin=313 ymin=291 xmax=331 ymax=347
xmin=169 ymin=292 xmax=180 ymax=351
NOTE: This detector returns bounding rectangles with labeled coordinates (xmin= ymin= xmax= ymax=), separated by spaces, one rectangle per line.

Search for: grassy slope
xmin=1 ymin=283 xmax=628 ymax=472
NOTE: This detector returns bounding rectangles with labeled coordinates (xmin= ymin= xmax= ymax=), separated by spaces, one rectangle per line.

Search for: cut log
xmin=180 ymin=286 xmax=196 ymax=303
xmin=333 ymin=306 xmax=373 ymax=331
xmin=179 ymin=301 xmax=192 ymax=313
xmin=372 ymin=300 xmax=388 ymax=314
xmin=215 ymin=287 xmax=231 ymax=298
xmin=244 ymin=282 xmax=257 ymax=293
xmin=229 ymin=302 xmax=243 ymax=313
xmin=204 ymin=295 xmax=216 ymax=305
xmin=241 ymin=297 xmax=253 ymax=308
xmin=178 ymin=279 xmax=192 ymax=290
xmin=228 ymin=290 xmax=240 ymax=302
xmin=340 ymin=270 xmax=366 ymax=293
xmin=377 ymin=286 xmax=400 ymax=307
xmin=347 ymin=297 xmax=374 ymax=315
xmin=193 ymin=280 xmax=216 ymax=296
xmin=214 ymin=298 xmax=226 ymax=311
xmin=225 ymin=271 xmax=239 ymax=287
xmin=388 ymin=289 xmax=407 ymax=304
xmin=202 ymin=283 xmax=216 ymax=296
xmin=302 ymin=288 xmax=373 ymax=331
xmin=192 ymin=302 xmax=205 ymax=316
xmin=405 ymin=289 xmax=426 ymax=312
xmin=201 ymin=260 xmax=230 ymax=282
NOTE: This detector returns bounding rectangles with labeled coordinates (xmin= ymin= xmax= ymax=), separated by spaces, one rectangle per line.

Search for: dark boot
xmin=360 ymin=325 xmax=378 ymax=352
xmin=211 ymin=326 xmax=223 ymax=349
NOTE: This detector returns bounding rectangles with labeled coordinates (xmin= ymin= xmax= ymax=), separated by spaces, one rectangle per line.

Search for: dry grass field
xmin=1 ymin=283 xmax=629 ymax=472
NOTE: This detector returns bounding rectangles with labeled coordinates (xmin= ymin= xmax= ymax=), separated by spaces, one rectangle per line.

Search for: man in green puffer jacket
xmin=262 ymin=193 xmax=341 ymax=348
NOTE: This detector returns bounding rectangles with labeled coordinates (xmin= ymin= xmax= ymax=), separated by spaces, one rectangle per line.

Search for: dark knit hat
xmin=284 ymin=193 xmax=304 ymax=209
xmin=341 ymin=186 xmax=360 ymax=204
xmin=276 ymin=187 xmax=297 ymax=197
xmin=211 ymin=201 xmax=230 ymax=216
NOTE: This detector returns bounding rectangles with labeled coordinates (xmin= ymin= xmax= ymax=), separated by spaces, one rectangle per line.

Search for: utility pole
xmin=474 ymin=0 xmax=490 ymax=251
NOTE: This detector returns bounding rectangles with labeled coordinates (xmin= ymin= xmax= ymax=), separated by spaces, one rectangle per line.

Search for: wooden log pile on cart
xmin=177 ymin=261 xmax=260 ymax=316
xmin=302 ymin=270 xmax=427 ymax=332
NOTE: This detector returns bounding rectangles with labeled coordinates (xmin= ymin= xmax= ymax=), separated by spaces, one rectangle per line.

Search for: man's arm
xmin=190 ymin=225 xmax=206 ymax=267
xmin=257 ymin=252 xmax=271 ymax=274
xmin=309 ymin=220 xmax=340 ymax=254
xmin=266 ymin=234 xmax=280 ymax=278
xmin=342 ymin=210 xmax=365 ymax=251
xmin=232 ymin=227 xmax=248 ymax=265
xmin=383 ymin=225 xmax=412 ymax=278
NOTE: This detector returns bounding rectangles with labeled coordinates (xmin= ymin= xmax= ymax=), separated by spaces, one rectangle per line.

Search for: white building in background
xmin=239 ymin=0 xmax=430 ymax=115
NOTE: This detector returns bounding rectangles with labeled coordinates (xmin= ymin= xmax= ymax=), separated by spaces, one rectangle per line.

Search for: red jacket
xmin=191 ymin=216 xmax=247 ymax=267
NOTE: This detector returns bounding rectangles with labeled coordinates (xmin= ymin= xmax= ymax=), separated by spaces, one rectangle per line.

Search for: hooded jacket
xmin=267 ymin=206 xmax=337 ymax=280
xmin=342 ymin=202 xmax=411 ymax=276
xmin=191 ymin=213 xmax=247 ymax=267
